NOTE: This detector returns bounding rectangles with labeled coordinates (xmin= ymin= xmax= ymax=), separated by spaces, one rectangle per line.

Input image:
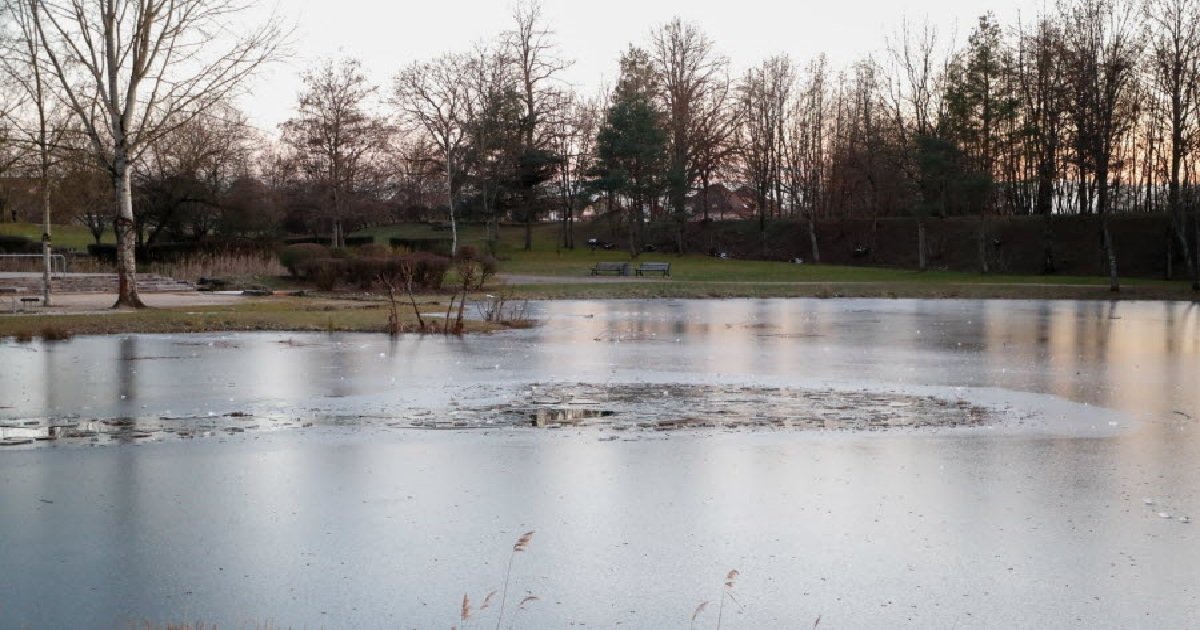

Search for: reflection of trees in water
xmin=118 ymin=336 xmax=137 ymax=415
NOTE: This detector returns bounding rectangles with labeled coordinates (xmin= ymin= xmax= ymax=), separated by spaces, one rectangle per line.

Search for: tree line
xmin=2 ymin=0 xmax=1199 ymax=307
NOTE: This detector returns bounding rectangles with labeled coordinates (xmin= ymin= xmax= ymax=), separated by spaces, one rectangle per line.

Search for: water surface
xmin=1 ymin=299 xmax=1197 ymax=628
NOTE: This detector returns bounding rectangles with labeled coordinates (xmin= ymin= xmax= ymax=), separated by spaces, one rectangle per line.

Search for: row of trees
xmin=4 ymin=0 xmax=1200 ymax=303
xmin=273 ymin=0 xmax=1200 ymax=289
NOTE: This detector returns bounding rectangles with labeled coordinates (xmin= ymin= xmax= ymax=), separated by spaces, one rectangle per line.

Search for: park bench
xmin=635 ymin=262 xmax=671 ymax=277
xmin=591 ymin=261 xmax=629 ymax=276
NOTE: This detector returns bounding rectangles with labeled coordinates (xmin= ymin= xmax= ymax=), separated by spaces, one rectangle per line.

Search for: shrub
xmin=346 ymin=256 xmax=398 ymax=289
xmin=289 ymin=250 xmax=449 ymax=292
xmin=297 ymin=257 xmax=346 ymax=290
xmin=40 ymin=326 xmax=73 ymax=341
xmin=356 ymin=243 xmax=393 ymax=258
xmin=404 ymin=252 xmax=450 ymax=290
xmin=278 ymin=243 xmax=329 ymax=277
xmin=456 ymin=245 xmax=498 ymax=288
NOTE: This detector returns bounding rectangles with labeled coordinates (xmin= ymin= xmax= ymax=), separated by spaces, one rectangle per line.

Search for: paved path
xmin=3 ymin=291 xmax=256 ymax=315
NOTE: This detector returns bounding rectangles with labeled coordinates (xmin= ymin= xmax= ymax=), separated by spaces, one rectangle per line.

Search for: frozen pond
xmin=1 ymin=298 xmax=1198 ymax=628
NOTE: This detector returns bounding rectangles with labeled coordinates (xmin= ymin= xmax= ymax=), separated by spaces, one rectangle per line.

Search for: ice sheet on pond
xmin=0 ymin=298 xmax=1197 ymax=628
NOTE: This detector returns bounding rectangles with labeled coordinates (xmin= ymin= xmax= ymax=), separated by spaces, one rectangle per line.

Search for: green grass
xmin=15 ymin=220 xmax=1193 ymax=300
xmin=0 ymin=297 xmax=505 ymax=338
xmin=499 ymin=250 xmax=1185 ymax=285
xmin=354 ymin=220 xmax=1199 ymax=300
xmin=0 ymin=222 xmax=110 ymax=250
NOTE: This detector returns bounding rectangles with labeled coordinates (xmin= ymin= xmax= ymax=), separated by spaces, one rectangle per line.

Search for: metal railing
xmin=0 ymin=253 xmax=70 ymax=274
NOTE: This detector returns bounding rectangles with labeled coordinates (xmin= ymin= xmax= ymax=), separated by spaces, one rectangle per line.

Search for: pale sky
xmin=238 ymin=0 xmax=1054 ymax=133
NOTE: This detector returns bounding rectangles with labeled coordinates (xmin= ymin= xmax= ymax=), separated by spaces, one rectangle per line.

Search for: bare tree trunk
xmin=112 ymin=157 xmax=144 ymax=308
xmin=40 ymin=146 xmax=52 ymax=307
xmin=977 ymin=214 xmax=989 ymax=274
xmin=1097 ymin=172 xmax=1119 ymax=292
xmin=1042 ymin=212 xmax=1056 ymax=274
xmin=1100 ymin=215 xmax=1119 ymax=292
xmin=523 ymin=209 xmax=532 ymax=251
xmin=1170 ymin=202 xmax=1194 ymax=283
xmin=446 ymin=153 xmax=457 ymax=257
xmin=917 ymin=219 xmax=926 ymax=271
xmin=1166 ymin=228 xmax=1174 ymax=280
xmin=758 ymin=191 xmax=767 ymax=259
xmin=1193 ymin=206 xmax=1200 ymax=290
xmin=808 ymin=212 xmax=820 ymax=264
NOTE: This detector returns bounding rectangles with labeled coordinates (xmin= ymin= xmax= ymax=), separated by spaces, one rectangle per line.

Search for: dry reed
xmin=716 ymin=569 xmax=742 ymax=630
xmin=39 ymin=326 xmax=73 ymax=341
xmin=149 ymin=253 xmax=285 ymax=281
xmin=494 ymin=530 xmax=535 ymax=629
xmin=691 ymin=601 xmax=709 ymax=628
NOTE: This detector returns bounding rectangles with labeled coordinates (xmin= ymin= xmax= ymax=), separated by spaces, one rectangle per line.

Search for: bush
xmin=456 ymin=245 xmax=498 ymax=288
xmin=279 ymin=243 xmax=329 ymax=277
xmin=346 ymin=256 xmax=399 ymax=289
xmin=356 ymin=243 xmax=393 ymax=258
xmin=289 ymin=248 xmax=449 ymax=292
xmin=297 ymin=257 xmax=346 ymax=291
xmin=404 ymin=252 xmax=450 ymax=290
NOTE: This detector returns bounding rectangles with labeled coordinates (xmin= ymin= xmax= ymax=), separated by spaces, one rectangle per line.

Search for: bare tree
xmin=1 ymin=0 xmax=69 ymax=305
xmin=29 ymin=0 xmax=283 ymax=307
xmin=691 ymin=76 xmax=740 ymax=227
xmin=1064 ymin=0 xmax=1144 ymax=291
xmin=139 ymin=103 xmax=256 ymax=243
xmin=281 ymin=58 xmax=386 ymax=248
xmin=1145 ymin=0 xmax=1200 ymax=289
xmin=738 ymin=55 xmax=794 ymax=257
xmin=783 ymin=56 xmax=832 ymax=263
xmin=549 ymin=91 xmax=598 ymax=250
xmin=1014 ymin=16 xmax=1071 ymax=272
xmin=649 ymin=17 xmax=730 ymax=246
xmin=394 ymin=53 xmax=469 ymax=255
xmin=886 ymin=19 xmax=948 ymax=270
xmin=505 ymin=0 xmax=571 ymax=250
xmin=461 ymin=44 xmax=518 ymax=243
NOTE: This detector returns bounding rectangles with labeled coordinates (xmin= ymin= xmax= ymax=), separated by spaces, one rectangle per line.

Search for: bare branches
xmin=26 ymin=0 xmax=284 ymax=307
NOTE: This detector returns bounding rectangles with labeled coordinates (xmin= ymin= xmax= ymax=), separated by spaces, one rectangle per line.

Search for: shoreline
xmin=1 ymin=275 xmax=1197 ymax=339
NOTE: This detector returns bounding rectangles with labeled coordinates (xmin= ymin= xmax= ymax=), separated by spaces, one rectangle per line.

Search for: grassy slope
xmin=0 ymin=222 xmax=112 ymax=250
xmin=348 ymin=221 xmax=1200 ymax=300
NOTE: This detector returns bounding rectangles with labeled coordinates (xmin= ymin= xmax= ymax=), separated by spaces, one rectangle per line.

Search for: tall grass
xmin=149 ymin=253 xmax=285 ymax=281
xmin=494 ymin=530 xmax=535 ymax=629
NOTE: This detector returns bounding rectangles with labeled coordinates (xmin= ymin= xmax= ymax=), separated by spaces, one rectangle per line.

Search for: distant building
xmin=684 ymin=183 xmax=757 ymax=221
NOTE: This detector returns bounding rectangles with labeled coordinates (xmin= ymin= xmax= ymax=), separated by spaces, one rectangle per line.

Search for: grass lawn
xmin=0 ymin=222 xmax=110 ymax=250
xmin=7 ymin=220 xmax=1193 ymax=303
xmin=0 ymin=297 xmax=509 ymax=339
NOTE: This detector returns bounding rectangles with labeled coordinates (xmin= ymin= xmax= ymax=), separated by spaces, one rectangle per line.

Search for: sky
xmin=237 ymin=0 xmax=1054 ymax=134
